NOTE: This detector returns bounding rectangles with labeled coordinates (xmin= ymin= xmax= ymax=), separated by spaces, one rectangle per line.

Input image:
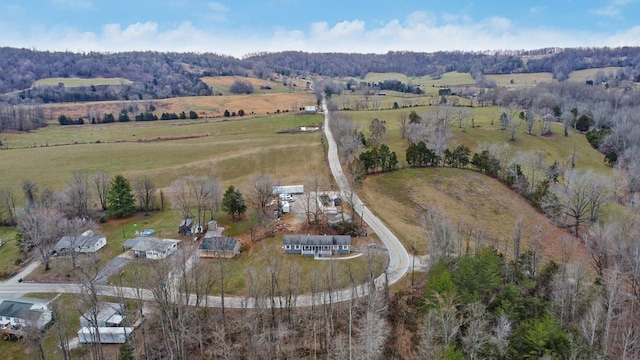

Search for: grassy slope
xmin=359 ymin=168 xmax=591 ymax=264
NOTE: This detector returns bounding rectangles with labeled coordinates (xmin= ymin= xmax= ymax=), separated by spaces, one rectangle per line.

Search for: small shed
xmin=198 ymin=234 xmax=241 ymax=259
xmin=305 ymin=105 xmax=317 ymax=113
xmin=178 ymin=218 xmax=194 ymax=235
xmin=281 ymin=201 xmax=290 ymax=213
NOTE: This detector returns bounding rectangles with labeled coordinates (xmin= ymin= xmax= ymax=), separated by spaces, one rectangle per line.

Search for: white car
xmin=279 ymin=193 xmax=294 ymax=202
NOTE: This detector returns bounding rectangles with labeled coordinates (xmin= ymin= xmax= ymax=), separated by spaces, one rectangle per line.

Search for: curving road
xmin=322 ymin=99 xmax=410 ymax=286
xmin=0 ymin=103 xmax=410 ymax=307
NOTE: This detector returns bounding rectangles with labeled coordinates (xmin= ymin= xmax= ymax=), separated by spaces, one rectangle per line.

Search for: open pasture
xmin=33 ymin=92 xmax=315 ymax=122
xmin=201 ymin=75 xmax=309 ymax=95
xmin=567 ymin=66 xmax=624 ymax=83
xmin=485 ymin=72 xmax=555 ymax=88
xmin=0 ymin=113 xmax=326 ymax=193
xmin=33 ymin=77 xmax=133 ymax=87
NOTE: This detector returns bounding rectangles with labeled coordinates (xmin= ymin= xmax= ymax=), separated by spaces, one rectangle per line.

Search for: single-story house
xmin=305 ymin=105 xmax=317 ymax=113
xmin=80 ymin=302 xmax=125 ymax=328
xmin=51 ymin=234 xmax=106 ymax=255
xmin=78 ymin=327 xmax=134 ymax=344
xmin=77 ymin=302 xmax=131 ymax=344
xmin=198 ymin=234 xmax=241 ymax=259
xmin=123 ymin=237 xmax=180 ymax=260
xmin=283 ymin=235 xmax=351 ymax=257
xmin=0 ymin=298 xmax=53 ymax=337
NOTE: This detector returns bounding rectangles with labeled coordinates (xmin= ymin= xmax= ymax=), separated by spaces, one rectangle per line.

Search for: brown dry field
xmin=39 ymin=92 xmax=316 ymax=122
xmin=360 ymin=167 xmax=591 ymax=267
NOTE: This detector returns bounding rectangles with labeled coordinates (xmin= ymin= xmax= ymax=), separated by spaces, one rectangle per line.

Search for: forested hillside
xmin=2 ymin=47 xmax=640 ymax=105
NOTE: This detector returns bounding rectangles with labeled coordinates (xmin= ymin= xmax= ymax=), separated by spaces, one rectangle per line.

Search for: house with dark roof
xmin=122 ymin=237 xmax=180 ymax=260
xmin=199 ymin=233 xmax=241 ymax=259
xmin=52 ymin=234 xmax=106 ymax=255
xmin=0 ymin=298 xmax=53 ymax=338
xmin=283 ymin=235 xmax=351 ymax=257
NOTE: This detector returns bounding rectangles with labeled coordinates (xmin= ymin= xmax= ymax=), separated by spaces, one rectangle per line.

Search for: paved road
xmin=0 ymin=101 xmax=410 ymax=307
xmin=322 ymin=99 xmax=411 ymax=286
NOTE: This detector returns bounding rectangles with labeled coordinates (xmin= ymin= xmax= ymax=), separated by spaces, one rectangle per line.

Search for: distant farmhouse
xmin=304 ymin=105 xmax=317 ymax=114
xmin=199 ymin=233 xmax=241 ymax=259
xmin=123 ymin=237 xmax=180 ymax=260
xmin=51 ymin=233 xmax=106 ymax=255
xmin=0 ymin=298 xmax=53 ymax=339
xmin=78 ymin=302 xmax=133 ymax=344
xmin=283 ymin=235 xmax=351 ymax=257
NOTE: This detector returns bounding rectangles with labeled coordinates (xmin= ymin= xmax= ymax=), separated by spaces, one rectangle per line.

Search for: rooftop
xmin=199 ymin=236 xmax=240 ymax=251
xmin=123 ymin=237 xmax=180 ymax=252
xmin=53 ymin=235 xmax=105 ymax=251
xmin=283 ymin=235 xmax=351 ymax=246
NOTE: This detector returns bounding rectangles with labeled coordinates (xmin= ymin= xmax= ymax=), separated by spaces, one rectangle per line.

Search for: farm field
xmin=485 ymin=72 xmax=555 ymax=88
xmin=201 ymin=75 xmax=309 ymax=95
xmin=0 ymin=112 xmax=326 ymax=195
xmin=33 ymin=77 xmax=133 ymax=87
xmin=31 ymin=91 xmax=315 ymax=122
xmin=567 ymin=66 xmax=624 ymax=82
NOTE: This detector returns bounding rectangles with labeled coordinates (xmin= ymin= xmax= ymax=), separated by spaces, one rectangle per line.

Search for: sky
xmin=1 ymin=0 xmax=640 ymax=57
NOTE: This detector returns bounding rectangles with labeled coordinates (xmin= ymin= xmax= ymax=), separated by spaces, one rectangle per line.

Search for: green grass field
xmin=0 ymin=113 xmax=326 ymax=192
xmin=34 ymin=77 xmax=133 ymax=87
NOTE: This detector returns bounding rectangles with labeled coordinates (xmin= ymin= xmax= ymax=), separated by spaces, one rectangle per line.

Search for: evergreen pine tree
xmin=107 ymin=175 xmax=136 ymax=218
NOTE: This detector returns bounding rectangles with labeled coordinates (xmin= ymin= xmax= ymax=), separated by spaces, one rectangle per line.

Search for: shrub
xmin=229 ymin=78 xmax=254 ymax=94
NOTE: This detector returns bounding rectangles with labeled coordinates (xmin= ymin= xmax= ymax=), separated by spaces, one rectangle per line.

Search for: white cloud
xmin=5 ymin=10 xmax=640 ymax=57
xmin=208 ymin=1 xmax=228 ymax=12
xmin=590 ymin=0 xmax=633 ymax=18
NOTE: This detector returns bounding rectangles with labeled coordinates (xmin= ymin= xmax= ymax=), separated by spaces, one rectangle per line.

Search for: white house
xmin=305 ymin=105 xmax=317 ymax=113
xmin=52 ymin=234 xmax=106 ymax=255
xmin=123 ymin=237 xmax=181 ymax=260
xmin=0 ymin=298 xmax=53 ymax=335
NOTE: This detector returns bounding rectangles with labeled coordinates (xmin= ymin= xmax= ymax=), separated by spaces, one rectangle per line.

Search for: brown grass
xmin=37 ymin=92 xmax=315 ymax=122
xmin=359 ymin=168 xmax=591 ymax=266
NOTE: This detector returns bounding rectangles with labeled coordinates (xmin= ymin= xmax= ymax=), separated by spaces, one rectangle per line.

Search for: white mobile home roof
xmin=272 ymin=185 xmax=304 ymax=195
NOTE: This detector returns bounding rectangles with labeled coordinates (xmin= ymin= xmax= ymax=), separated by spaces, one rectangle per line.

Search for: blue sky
xmin=1 ymin=0 xmax=639 ymax=57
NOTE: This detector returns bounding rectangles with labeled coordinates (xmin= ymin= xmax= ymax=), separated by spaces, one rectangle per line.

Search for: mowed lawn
xmin=359 ymin=168 xmax=592 ymax=265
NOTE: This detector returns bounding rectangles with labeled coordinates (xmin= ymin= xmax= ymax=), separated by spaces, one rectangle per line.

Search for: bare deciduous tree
xmin=92 ymin=171 xmax=110 ymax=211
xmin=64 ymin=171 xmax=90 ymax=219
xmin=134 ymin=176 xmax=156 ymax=216
xmin=18 ymin=207 xmax=66 ymax=270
